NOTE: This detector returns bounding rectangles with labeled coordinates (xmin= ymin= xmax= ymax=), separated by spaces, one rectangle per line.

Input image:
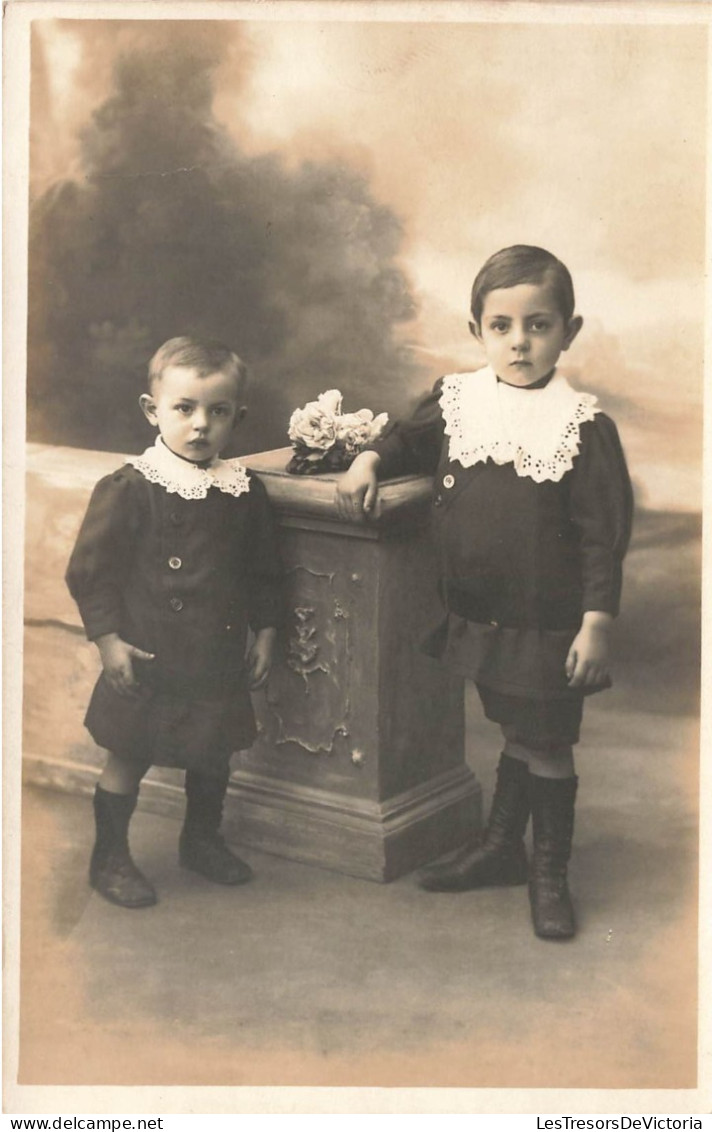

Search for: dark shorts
xmin=84 ymin=672 xmax=256 ymax=776
xmin=476 ymin=683 xmax=584 ymax=749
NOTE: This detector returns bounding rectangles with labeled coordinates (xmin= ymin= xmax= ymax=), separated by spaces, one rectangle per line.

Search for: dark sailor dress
xmin=66 ymin=438 xmax=283 ymax=775
xmin=368 ymin=367 xmax=634 ymax=748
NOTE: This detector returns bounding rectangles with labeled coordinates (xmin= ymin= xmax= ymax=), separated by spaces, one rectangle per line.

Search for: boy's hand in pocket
xmin=95 ymin=632 xmax=154 ymax=697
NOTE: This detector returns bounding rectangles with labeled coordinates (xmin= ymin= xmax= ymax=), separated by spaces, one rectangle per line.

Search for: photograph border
xmin=3 ymin=0 xmax=711 ymax=1115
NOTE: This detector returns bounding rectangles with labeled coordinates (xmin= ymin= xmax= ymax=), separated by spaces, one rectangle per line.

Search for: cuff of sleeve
xmin=582 ymin=596 xmax=619 ymax=619
xmin=85 ymin=619 xmax=122 ymax=643
xmin=362 ymin=437 xmax=401 ymax=480
xmin=77 ymin=600 xmax=122 ymax=642
xmin=249 ymin=599 xmax=284 ymax=633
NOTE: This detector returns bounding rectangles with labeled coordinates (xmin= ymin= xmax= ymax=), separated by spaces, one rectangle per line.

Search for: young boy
xmin=67 ymin=337 xmax=282 ymax=908
xmin=337 ymin=246 xmax=633 ymax=939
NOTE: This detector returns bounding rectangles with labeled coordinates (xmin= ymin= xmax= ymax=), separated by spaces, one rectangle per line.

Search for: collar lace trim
xmin=127 ymin=437 xmax=251 ymax=500
xmin=440 ymin=366 xmax=599 ymax=483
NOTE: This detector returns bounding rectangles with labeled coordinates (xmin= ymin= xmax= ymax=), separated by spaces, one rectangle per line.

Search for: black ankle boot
xmin=89 ymin=786 xmax=157 ymax=908
xmin=179 ymin=770 xmax=253 ymax=886
xmin=528 ymin=774 xmax=577 ymax=939
xmin=419 ymin=754 xmax=530 ymax=891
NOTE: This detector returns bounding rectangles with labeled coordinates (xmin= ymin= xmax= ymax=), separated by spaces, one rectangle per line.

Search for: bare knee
xmin=99 ymin=752 xmax=150 ymax=794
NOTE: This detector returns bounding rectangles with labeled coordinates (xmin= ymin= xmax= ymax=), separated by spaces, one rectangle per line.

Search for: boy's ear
xmin=468 ymin=319 xmax=483 ymax=343
xmin=139 ymin=393 xmax=158 ymax=425
xmin=562 ymin=315 xmax=584 ymax=351
xmin=234 ymin=405 xmax=248 ymax=428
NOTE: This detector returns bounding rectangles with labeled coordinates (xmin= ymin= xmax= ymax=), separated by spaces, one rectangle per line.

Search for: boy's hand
xmin=336 ymin=451 xmax=381 ymax=522
xmin=565 ymin=612 xmax=613 ymax=688
xmin=95 ymin=632 xmax=154 ymax=698
xmin=247 ymin=627 xmax=278 ymax=690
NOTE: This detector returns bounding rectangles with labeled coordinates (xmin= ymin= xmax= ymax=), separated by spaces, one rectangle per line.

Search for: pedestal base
xmin=226 ymin=764 xmax=481 ymax=882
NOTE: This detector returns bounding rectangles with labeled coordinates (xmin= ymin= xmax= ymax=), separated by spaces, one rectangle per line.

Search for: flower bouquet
xmin=286 ymin=389 xmax=389 ymax=475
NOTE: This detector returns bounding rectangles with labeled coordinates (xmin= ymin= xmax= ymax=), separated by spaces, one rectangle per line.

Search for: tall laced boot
xmin=528 ymin=774 xmax=578 ymax=939
xmin=179 ymin=770 xmax=253 ymax=885
xmin=419 ymin=754 xmax=530 ymax=891
xmin=89 ymin=785 xmax=157 ymax=908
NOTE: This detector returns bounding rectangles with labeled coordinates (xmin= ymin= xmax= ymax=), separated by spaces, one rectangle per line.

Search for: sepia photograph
xmin=3 ymin=0 xmax=710 ymax=1115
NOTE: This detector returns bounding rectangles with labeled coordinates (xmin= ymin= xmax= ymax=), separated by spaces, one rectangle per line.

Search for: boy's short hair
xmin=148 ymin=336 xmax=247 ymax=392
xmin=470 ymin=246 xmax=576 ymax=326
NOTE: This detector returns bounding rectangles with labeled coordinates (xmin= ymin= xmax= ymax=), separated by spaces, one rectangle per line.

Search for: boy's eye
xmin=175 ymin=404 xmax=193 ymax=414
xmin=530 ymin=320 xmax=551 ymax=333
xmin=490 ymin=321 xmax=509 ymax=334
xmin=212 ymin=406 xmax=230 ymax=417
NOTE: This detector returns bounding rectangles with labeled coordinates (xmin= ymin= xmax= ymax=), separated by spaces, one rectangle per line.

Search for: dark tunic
xmin=368 ymin=376 xmax=633 ymax=741
xmin=66 ymin=463 xmax=282 ymax=773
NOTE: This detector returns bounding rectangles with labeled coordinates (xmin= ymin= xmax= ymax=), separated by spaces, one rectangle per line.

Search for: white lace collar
xmin=440 ymin=366 xmax=599 ymax=484
xmin=126 ymin=437 xmax=251 ymax=500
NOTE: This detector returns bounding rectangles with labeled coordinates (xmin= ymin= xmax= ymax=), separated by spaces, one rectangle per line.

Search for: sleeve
xmin=363 ymin=379 xmax=446 ymax=479
xmin=65 ymin=469 xmax=141 ymax=641
xmin=245 ymin=474 xmax=285 ymax=632
xmin=568 ymin=413 xmax=634 ymax=617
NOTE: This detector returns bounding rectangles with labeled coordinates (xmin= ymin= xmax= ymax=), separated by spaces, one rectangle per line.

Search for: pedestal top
xmin=24 ymin=441 xmax=434 ymax=528
xmin=243 ymin=447 xmax=434 ymax=525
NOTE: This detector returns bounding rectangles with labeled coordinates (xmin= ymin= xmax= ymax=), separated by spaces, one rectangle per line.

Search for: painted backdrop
xmin=28 ymin=16 xmax=704 ymax=711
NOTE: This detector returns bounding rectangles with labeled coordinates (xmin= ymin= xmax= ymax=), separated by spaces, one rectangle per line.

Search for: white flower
xmin=288 ymin=389 xmax=387 ymax=456
xmin=288 ymin=396 xmax=339 ymax=450
xmin=337 ymin=409 xmax=389 ymax=453
xmin=335 ymin=409 xmax=373 ymax=440
xmin=316 ymin=389 xmax=343 ymax=415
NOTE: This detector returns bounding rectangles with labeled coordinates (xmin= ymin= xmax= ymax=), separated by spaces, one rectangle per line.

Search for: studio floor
xmin=16 ymin=690 xmax=700 ymax=1093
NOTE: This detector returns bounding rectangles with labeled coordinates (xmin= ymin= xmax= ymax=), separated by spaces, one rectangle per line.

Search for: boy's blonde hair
xmin=148 ymin=336 xmax=247 ymax=393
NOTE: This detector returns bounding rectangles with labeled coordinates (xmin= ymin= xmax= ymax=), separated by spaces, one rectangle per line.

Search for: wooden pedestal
xmin=231 ymin=449 xmax=481 ymax=881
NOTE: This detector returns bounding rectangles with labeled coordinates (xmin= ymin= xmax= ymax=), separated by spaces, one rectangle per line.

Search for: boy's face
xmin=470 ymin=282 xmax=582 ymax=387
xmin=140 ymin=365 xmax=244 ymax=462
